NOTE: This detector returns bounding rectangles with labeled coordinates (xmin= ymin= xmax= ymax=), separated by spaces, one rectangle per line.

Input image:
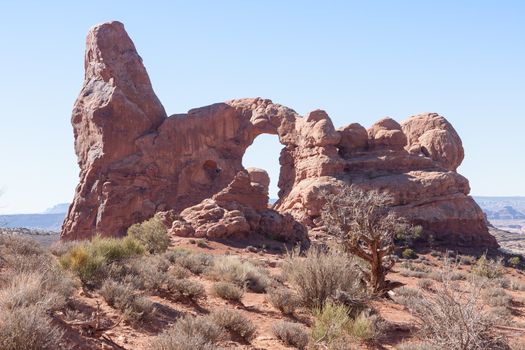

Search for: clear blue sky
xmin=0 ymin=1 xmax=524 ymax=214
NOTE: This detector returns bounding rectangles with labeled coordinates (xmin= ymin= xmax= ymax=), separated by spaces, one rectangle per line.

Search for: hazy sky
xmin=0 ymin=1 xmax=524 ymax=214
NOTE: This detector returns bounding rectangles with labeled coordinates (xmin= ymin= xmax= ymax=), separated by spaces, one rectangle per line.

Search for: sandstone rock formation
xmin=170 ymin=168 xmax=308 ymax=246
xmin=62 ymin=21 xmax=497 ymax=249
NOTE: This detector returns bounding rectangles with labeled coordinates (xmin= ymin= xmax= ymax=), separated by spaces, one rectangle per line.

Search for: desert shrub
xmin=127 ymin=214 xmax=170 ymax=254
xmin=471 ymin=254 xmax=504 ymax=279
xmin=211 ymin=309 xmax=256 ymax=341
xmin=400 ymin=261 xmax=431 ymax=273
xmin=272 ymin=321 xmax=309 ymax=349
xmin=510 ymin=279 xmax=525 ymax=291
xmin=170 ymin=264 xmax=191 ymax=279
xmin=489 ymin=306 xmax=513 ymax=325
xmin=402 ymin=248 xmax=417 ymax=259
xmin=399 ymin=269 xmax=427 ymax=278
xmin=459 ymin=255 xmax=476 ymax=266
xmin=508 ymin=256 xmax=521 ymax=268
xmin=48 ymin=240 xmax=77 ymax=257
xmin=196 ymin=239 xmax=208 ymax=248
xmin=417 ymin=279 xmax=433 ymax=290
xmin=0 ymin=272 xmax=61 ymax=311
xmin=0 ymin=304 xmax=64 ymax=350
xmin=400 ymin=265 xmax=505 ymax=349
xmin=167 ymin=278 xmax=206 ymax=302
xmin=0 ymin=234 xmax=45 ymax=257
xmin=177 ymin=253 xmax=214 ymax=275
xmin=428 ymin=271 xmax=442 ymax=282
xmin=99 ymin=280 xmax=154 ymax=321
xmin=212 ymin=281 xmax=244 ymax=302
xmin=283 ymin=246 xmax=365 ymax=309
xmin=266 ymin=287 xmax=301 ymax=315
xmin=449 ymin=271 xmax=467 ymax=281
xmin=128 ymin=255 xmax=169 ymax=292
xmin=207 ymin=255 xmax=270 ymax=293
xmin=162 ymin=248 xmax=191 ymax=263
xmin=150 ymin=314 xmax=221 ymax=350
xmin=482 ymin=287 xmax=512 ymax=308
xmin=347 ymin=310 xmax=378 ymax=341
xmin=0 ymin=265 xmax=75 ymax=312
xmin=59 ymin=236 xmax=144 ymax=284
xmin=311 ymin=301 xmax=376 ymax=346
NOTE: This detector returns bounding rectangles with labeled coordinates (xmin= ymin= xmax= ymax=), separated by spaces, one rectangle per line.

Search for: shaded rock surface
xmin=62 ymin=21 xmax=497 ymax=249
xmin=170 ymin=168 xmax=308 ymax=246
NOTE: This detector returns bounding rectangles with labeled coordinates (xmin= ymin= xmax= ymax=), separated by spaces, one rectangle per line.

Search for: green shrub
xmin=59 ymin=236 xmax=144 ymax=284
xmin=272 ymin=321 xmax=309 ymax=349
xmin=207 ymin=255 xmax=270 ymax=293
xmin=402 ymin=248 xmax=417 ymax=259
xmin=283 ymin=247 xmax=364 ymax=309
xmin=508 ymin=256 xmax=521 ymax=268
xmin=311 ymin=301 xmax=351 ymax=345
xmin=471 ymin=254 xmax=504 ymax=279
xmin=210 ymin=309 xmax=256 ymax=342
xmin=127 ymin=214 xmax=170 ymax=254
xmin=212 ymin=281 xmax=244 ymax=302
xmin=347 ymin=311 xmax=378 ymax=341
xmin=266 ymin=287 xmax=300 ymax=315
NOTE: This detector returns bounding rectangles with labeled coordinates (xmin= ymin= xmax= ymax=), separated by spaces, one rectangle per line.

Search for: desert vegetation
xmin=2 ymin=203 xmax=525 ymax=349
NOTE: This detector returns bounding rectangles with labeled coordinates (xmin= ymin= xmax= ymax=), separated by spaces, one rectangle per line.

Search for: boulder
xmin=170 ymin=169 xmax=309 ymax=246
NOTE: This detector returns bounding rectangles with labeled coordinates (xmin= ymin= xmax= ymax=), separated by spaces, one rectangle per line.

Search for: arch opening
xmin=242 ymin=134 xmax=283 ymax=204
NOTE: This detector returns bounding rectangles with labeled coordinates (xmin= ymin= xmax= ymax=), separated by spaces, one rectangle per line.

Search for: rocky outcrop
xmin=170 ymin=168 xmax=308 ymax=246
xmin=62 ymin=21 xmax=497 ymax=249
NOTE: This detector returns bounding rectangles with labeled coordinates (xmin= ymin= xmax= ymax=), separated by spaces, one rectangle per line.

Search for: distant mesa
xmin=61 ymin=21 xmax=498 ymax=249
xmin=43 ymin=203 xmax=70 ymax=215
xmin=0 ymin=203 xmax=69 ymax=231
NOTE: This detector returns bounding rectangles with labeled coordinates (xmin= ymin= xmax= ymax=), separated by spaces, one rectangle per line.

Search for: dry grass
xmin=150 ymin=314 xmax=221 ymax=350
xmin=400 ymin=263 xmax=506 ymax=349
xmin=266 ymin=287 xmax=301 ymax=315
xmin=207 ymin=255 xmax=270 ymax=293
xmin=283 ymin=246 xmax=364 ymax=309
xmin=272 ymin=321 xmax=309 ymax=349
xmin=99 ymin=279 xmax=155 ymax=322
xmin=210 ymin=309 xmax=257 ymax=342
xmin=212 ymin=281 xmax=244 ymax=302
xmin=176 ymin=252 xmax=214 ymax=275
xmin=167 ymin=278 xmax=206 ymax=302
xmin=0 ymin=304 xmax=65 ymax=350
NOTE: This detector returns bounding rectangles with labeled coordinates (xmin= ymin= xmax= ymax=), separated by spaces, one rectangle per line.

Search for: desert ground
xmin=1 ymin=224 xmax=525 ymax=350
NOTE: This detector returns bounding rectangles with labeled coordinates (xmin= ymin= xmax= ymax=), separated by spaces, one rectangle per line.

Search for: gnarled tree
xmin=321 ymin=186 xmax=408 ymax=296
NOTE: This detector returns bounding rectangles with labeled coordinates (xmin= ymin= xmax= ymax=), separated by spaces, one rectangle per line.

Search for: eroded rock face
xmin=62 ymin=21 xmax=497 ymax=248
xmin=170 ymin=168 xmax=308 ymax=246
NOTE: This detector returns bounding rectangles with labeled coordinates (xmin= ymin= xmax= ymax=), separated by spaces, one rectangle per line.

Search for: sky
xmin=0 ymin=1 xmax=524 ymax=214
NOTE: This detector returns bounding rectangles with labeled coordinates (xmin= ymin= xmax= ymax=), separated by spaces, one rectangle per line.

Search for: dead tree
xmin=321 ymin=186 xmax=408 ymax=296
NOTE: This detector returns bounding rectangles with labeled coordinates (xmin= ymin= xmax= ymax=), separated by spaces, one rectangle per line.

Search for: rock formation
xmin=62 ymin=21 xmax=498 ymax=249
xmin=170 ymin=168 xmax=308 ymax=246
